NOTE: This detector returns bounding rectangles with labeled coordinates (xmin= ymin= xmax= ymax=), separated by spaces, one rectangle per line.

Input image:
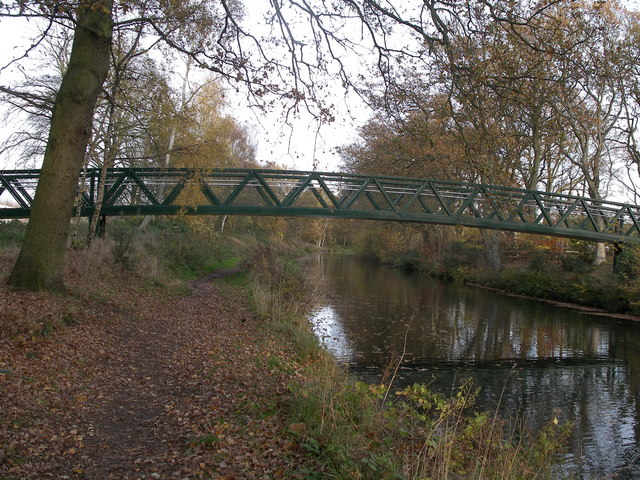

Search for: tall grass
xmin=247 ymin=243 xmax=322 ymax=361
xmin=285 ymin=366 xmax=570 ymax=480
xmin=247 ymin=247 xmax=571 ymax=480
xmin=392 ymin=380 xmax=570 ymax=480
xmin=247 ymin=244 xmax=315 ymax=321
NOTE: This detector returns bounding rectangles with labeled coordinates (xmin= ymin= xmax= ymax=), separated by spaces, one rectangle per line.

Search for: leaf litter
xmin=0 ymin=251 xmax=320 ymax=479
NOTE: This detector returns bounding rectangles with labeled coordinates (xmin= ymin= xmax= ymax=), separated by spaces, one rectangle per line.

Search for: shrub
xmin=353 ymin=228 xmax=385 ymax=260
xmin=110 ymin=217 xmax=234 ymax=279
xmin=528 ymin=248 xmax=550 ymax=272
xmin=0 ymin=219 xmax=26 ymax=248
xmin=560 ymin=239 xmax=595 ymax=273
xmin=393 ymin=251 xmax=421 ymax=272
xmin=443 ymin=240 xmax=483 ymax=271
xmin=289 ymin=367 xmax=570 ymax=480
xmin=614 ymin=244 xmax=640 ymax=279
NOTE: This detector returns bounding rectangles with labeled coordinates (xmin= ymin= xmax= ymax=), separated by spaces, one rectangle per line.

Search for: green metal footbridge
xmin=1 ymin=167 xmax=639 ymax=243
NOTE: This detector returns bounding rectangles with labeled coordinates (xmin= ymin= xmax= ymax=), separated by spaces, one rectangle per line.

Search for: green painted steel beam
xmin=2 ymin=167 xmax=640 ymax=244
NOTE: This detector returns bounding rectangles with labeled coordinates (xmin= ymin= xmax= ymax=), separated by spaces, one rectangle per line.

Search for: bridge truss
xmin=1 ymin=168 xmax=639 ymax=243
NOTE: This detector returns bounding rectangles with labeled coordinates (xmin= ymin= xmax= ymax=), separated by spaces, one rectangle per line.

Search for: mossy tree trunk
xmin=8 ymin=0 xmax=113 ymax=291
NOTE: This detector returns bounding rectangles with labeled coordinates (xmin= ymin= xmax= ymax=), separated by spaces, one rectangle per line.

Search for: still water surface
xmin=306 ymin=254 xmax=640 ymax=479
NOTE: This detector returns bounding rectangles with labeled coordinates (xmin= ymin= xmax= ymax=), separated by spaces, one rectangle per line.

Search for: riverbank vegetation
xmin=1 ymin=216 xmax=570 ymax=478
xmin=326 ymin=0 xmax=640 ymax=317
xmin=4 ymin=198 xmax=639 ymax=319
xmin=245 ymin=228 xmax=572 ymax=479
xmin=340 ymin=219 xmax=640 ymax=317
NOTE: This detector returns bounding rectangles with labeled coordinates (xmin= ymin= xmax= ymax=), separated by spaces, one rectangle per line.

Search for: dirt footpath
xmin=0 ymin=263 xmax=314 ymax=479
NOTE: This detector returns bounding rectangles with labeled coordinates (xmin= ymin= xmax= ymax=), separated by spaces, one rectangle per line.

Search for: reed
xmin=247 ymin=247 xmax=571 ymax=479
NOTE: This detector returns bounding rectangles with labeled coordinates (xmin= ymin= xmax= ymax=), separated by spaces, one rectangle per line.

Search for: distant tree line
xmin=1 ymin=0 xmax=638 ymax=289
xmin=339 ymin=1 xmax=640 ymax=269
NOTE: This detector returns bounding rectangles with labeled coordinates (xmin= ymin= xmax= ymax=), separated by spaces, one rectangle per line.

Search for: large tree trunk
xmin=8 ymin=0 xmax=113 ymax=291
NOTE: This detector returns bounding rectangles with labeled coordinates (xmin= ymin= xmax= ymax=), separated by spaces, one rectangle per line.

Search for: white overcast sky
xmin=0 ymin=9 xmax=372 ymax=172
xmin=228 ymin=86 xmax=370 ymax=172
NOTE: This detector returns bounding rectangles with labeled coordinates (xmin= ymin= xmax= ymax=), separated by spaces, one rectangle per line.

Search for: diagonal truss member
xmin=0 ymin=167 xmax=639 ymax=244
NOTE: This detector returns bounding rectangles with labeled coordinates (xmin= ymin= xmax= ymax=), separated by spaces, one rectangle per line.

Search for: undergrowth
xmin=1 ymin=218 xmax=571 ymax=477
xmin=0 ymin=220 xmax=25 ymax=248
xmin=107 ymin=217 xmax=238 ymax=281
xmin=246 ymin=247 xmax=571 ymax=480
xmin=471 ymin=268 xmax=633 ymax=314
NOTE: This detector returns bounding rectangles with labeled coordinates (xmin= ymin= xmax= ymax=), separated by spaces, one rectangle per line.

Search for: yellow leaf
xmin=74 ymin=394 xmax=87 ymax=403
xmin=288 ymin=422 xmax=306 ymax=435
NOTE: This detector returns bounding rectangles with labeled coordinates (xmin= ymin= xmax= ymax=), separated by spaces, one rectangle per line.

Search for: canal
xmin=306 ymin=253 xmax=640 ymax=479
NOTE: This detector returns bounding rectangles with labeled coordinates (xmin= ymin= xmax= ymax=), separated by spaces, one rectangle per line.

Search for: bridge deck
xmin=1 ymin=168 xmax=639 ymax=243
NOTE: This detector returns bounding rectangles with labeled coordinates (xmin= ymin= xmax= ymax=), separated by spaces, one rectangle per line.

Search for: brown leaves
xmin=288 ymin=422 xmax=307 ymax=436
xmin=0 ymin=249 xmax=319 ymax=479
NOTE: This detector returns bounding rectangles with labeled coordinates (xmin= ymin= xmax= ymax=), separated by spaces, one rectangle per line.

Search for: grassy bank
xmin=245 ymin=243 xmax=571 ymax=480
xmin=350 ymin=224 xmax=640 ymax=317
xmin=464 ymin=267 xmax=634 ymax=314
xmin=417 ymin=258 xmax=640 ymax=317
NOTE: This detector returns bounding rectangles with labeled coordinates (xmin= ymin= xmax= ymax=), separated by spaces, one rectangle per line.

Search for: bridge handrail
xmin=1 ymin=167 xmax=639 ymax=243
xmin=0 ymin=165 xmax=636 ymax=206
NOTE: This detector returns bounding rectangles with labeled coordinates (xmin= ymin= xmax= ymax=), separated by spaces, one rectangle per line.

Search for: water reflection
xmin=311 ymin=305 xmax=354 ymax=360
xmin=307 ymin=254 xmax=640 ymax=479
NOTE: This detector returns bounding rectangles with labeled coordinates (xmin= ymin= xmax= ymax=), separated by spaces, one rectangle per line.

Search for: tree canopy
xmin=1 ymin=0 xmax=639 ymax=289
